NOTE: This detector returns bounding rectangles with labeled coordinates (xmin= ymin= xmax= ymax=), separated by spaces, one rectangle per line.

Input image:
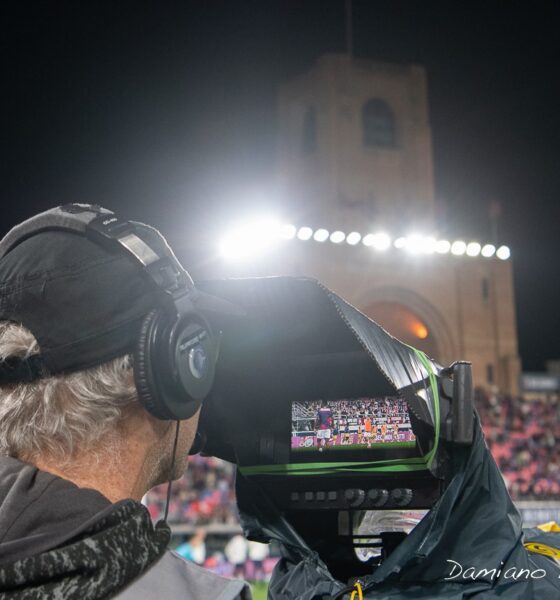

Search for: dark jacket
xmin=0 ymin=457 xmax=251 ymax=599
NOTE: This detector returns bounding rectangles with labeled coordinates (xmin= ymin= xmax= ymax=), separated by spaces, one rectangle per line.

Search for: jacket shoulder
xmin=114 ymin=550 xmax=252 ymax=600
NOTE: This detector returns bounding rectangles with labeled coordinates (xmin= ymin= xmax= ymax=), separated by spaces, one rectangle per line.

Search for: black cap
xmin=0 ymin=209 xmax=243 ymax=376
xmin=0 ymin=226 xmax=165 ymax=373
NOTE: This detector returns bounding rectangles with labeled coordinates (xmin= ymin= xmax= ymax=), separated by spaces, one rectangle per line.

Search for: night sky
xmin=2 ymin=1 xmax=559 ymax=371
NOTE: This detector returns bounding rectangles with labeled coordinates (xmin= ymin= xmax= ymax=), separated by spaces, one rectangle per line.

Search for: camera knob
xmin=344 ymin=488 xmax=365 ymax=507
xmin=367 ymin=488 xmax=389 ymax=507
xmin=391 ymin=488 xmax=413 ymax=507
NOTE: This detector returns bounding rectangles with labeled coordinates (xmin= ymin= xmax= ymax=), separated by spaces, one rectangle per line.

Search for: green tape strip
xmin=240 ymin=462 xmax=431 ymax=476
xmin=239 ymin=348 xmax=440 ymax=477
xmin=409 ymin=347 xmax=440 ymax=470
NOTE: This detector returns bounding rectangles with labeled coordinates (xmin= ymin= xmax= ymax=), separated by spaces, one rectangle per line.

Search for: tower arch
xmin=356 ymin=286 xmax=457 ymax=365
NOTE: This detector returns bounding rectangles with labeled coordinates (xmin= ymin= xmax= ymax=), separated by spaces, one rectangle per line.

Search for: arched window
xmin=362 ymin=99 xmax=396 ymax=148
xmin=302 ymin=106 xmax=317 ymax=154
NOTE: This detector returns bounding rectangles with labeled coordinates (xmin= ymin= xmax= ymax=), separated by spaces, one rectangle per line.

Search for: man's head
xmin=0 ymin=321 xmax=200 ymax=493
xmin=0 ymin=204 xmax=216 ymax=499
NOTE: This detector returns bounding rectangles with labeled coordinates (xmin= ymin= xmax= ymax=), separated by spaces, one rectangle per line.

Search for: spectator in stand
xmin=247 ymin=541 xmax=269 ymax=582
xmin=224 ymin=535 xmax=249 ymax=579
xmin=176 ymin=529 xmax=207 ymax=565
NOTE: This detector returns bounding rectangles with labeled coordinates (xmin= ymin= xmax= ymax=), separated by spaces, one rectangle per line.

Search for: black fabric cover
xmin=236 ymin=420 xmax=560 ymax=599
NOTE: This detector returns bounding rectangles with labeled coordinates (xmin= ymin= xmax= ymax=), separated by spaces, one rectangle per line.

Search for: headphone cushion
xmin=134 ymin=309 xmax=173 ymax=420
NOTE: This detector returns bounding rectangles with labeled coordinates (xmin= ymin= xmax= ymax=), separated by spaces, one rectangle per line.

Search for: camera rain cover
xmin=198 ymin=276 xmax=442 ymax=469
xmin=196 ymin=277 xmax=560 ymax=598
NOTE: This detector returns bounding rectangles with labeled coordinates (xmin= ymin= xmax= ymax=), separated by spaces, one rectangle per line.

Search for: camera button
xmin=344 ymin=488 xmax=365 ymax=507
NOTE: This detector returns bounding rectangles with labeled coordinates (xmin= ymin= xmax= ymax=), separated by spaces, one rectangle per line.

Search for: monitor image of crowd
xmin=291 ymin=397 xmax=416 ymax=452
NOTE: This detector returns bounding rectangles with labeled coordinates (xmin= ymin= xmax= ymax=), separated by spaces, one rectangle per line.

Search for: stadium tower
xmin=274 ymin=54 xmax=521 ymax=394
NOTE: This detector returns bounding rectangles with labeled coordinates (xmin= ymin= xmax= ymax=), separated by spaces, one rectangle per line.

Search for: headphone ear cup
xmin=135 ymin=308 xmax=216 ymax=420
xmin=134 ymin=309 xmax=174 ymax=420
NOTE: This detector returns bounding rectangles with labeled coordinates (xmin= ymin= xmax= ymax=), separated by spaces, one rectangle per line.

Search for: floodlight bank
xmin=219 ymin=221 xmax=511 ymax=261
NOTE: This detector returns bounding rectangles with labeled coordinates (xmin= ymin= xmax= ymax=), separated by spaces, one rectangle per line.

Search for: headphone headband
xmin=0 ymin=204 xmax=195 ymax=301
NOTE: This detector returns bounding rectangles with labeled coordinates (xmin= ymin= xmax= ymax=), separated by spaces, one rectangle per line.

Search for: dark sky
xmin=2 ymin=1 xmax=559 ymax=371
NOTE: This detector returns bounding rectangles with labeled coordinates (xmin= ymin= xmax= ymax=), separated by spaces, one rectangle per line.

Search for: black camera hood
xmin=197 ymin=276 xmax=474 ymax=474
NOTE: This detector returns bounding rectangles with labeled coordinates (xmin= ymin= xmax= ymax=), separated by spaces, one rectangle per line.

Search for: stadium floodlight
xmin=346 ymin=231 xmax=362 ymax=246
xmin=481 ymin=243 xmax=496 ymax=258
xmin=405 ymin=234 xmax=423 ymax=254
xmin=496 ymin=245 xmax=511 ymax=260
xmin=423 ymin=236 xmax=437 ymax=254
xmin=435 ymin=239 xmax=451 ymax=254
xmin=375 ymin=232 xmax=391 ymax=251
xmin=362 ymin=233 xmax=375 ymax=247
xmin=313 ymin=228 xmax=329 ymax=242
xmin=365 ymin=232 xmax=391 ymax=251
xmin=280 ymin=224 xmax=297 ymax=240
xmin=450 ymin=240 xmax=467 ymax=256
xmin=330 ymin=230 xmax=346 ymax=244
xmin=466 ymin=242 xmax=481 ymax=257
xmin=297 ymin=226 xmax=313 ymax=241
xmin=404 ymin=234 xmax=436 ymax=255
xmin=221 ymin=217 xmax=510 ymax=263
xmin=219 ymin=217 xmax=283 ymax=260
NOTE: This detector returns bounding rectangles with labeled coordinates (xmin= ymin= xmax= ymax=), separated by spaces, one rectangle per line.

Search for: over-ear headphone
xmin=0 ymin=203 xmax=217 ymax=421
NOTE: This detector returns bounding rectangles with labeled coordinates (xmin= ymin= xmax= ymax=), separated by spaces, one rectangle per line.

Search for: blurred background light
xmin=435 ymin=239 xmax=451 ymax=254
xmin=496 ymin=245 xmax=511 ymax=260
xmin=466 ymin=241 xmax=481 ymax=257
xmin=366 ymin=232 xmax=391 ymax=251
xmin=451 ymin=240 xmax=467 ymax=256
xmin=404 ymin=235 xmax=436 ymax=254
xmin=297 ymin=226 xmax=313 ymax=241
xmin=220 ymin=218 xmax=510 ymax=263
xmin=412 ymin=321 xmax=429 ymax=339
xmin=330 ymin=230 xmax=346 ymax=244
xmin=423 ymin=236 xmax=437 ymax=254
xmin=362 ymin=233 xmax=375 ymax=247
xmin=346 ymin=231 xmax=362 ymax=245
xmin=481 ymin=243 xmax=496 ymax=258
xmin=405 ymin=234 xmax=423 ymax=254
xmin=313 ymin=228 xmax=329 ymax=242
xmin=219 ymin=217 xmax=283 ymax=260
xmin=280 ymin=224 xmax=296 ymax=240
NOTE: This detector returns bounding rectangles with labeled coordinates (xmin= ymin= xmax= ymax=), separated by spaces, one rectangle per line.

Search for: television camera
xmin=196 ymin=277 xmax=474 ymax=580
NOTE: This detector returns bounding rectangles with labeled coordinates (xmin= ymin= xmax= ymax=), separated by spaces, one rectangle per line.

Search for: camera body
xmin=196 ymin=277 xmax=473 ymax=578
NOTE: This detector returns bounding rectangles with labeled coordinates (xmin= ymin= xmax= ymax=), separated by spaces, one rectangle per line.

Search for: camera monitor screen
xmin=291 ymin=397 xmax=416 ymax=453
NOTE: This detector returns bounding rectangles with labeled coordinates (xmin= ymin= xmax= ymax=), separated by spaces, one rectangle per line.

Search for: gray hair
xmin=0 ymin=321 xmax=138 ymax=463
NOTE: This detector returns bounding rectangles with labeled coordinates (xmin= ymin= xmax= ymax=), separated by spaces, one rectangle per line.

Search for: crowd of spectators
xmin=146 ymin=454 xmax=238 ymax=525
xmin=173 ymin=531 xmax=277 ymax=582
xmin=476 ymin=389 xmax=560 ymax=500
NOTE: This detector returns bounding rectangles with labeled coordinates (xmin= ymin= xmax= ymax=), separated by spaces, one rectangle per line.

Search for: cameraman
xmin=0 ymin=205 xmax=251 ymax=599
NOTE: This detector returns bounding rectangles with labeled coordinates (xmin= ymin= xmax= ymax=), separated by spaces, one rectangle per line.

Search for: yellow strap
xmin=524 ymin=541 xmax=560 ymax=560
xmin=350 ymin=582 xmax=364 ymax=600
xmin=537 ymin=521 xmax=560 ymax=533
